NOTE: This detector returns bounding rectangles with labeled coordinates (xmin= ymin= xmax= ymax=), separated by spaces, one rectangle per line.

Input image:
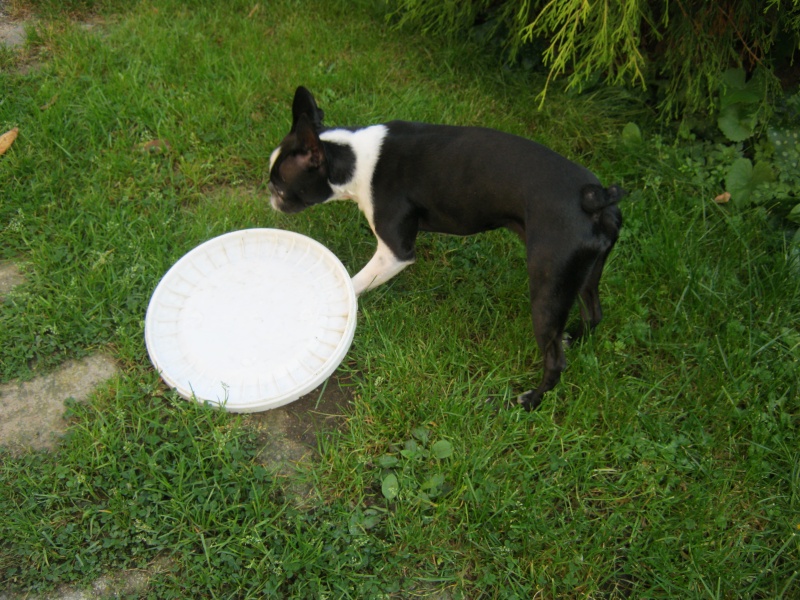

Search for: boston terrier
xmin=268 ymin=86 xmax=623 ymax=410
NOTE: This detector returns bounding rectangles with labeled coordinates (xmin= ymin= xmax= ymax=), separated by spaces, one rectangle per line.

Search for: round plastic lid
xmin=144 ymin=228 xmax=357 ymax=412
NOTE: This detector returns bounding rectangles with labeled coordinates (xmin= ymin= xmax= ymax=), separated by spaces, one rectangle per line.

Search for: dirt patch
xmin=0 ymin=1 xmax=26 ymax=50
xmin=0 ymin=21 xmax=25 ymax=48
xmin=0 ymin=556 xmax=171 ymax=600
xmin=0 ymin=353 xmax=118 ymax=454
xmin=245 ymin=376 xmax=353 ymax=500
xmin=249 ymin=377 xmax=351 ymax=449
xmin=0 ymin=4 xmax=38 ymax=74
xmin=0 ymin=261 xmax=26 ymax=301
xmin=1 ymin=5 xmax=109 ymax=75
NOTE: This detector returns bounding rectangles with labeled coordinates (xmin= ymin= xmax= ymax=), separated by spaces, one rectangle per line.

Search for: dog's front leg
xmin=351 ymin=240 xmax=414 ymax=296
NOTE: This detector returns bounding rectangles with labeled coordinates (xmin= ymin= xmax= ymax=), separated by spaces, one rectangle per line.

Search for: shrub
xmin=390 ymin=0 xmax=800 ymax=118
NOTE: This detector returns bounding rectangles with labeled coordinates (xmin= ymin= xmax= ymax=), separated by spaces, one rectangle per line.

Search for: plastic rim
xmin=144 ymin=228 xmax=357 ymax=412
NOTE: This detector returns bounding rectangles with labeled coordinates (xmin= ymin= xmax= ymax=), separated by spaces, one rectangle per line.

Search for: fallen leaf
xmin=0 ymin=128 xmax=19 ymax=156
xmin=714 ymin=191 xmax=731 ymax=204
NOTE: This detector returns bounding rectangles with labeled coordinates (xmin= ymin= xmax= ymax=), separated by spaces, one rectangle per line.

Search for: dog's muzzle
xmin=268 ymin=183 xmax=284 ymax=211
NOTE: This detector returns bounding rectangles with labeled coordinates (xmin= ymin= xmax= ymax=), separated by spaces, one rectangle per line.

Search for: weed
xmin=377 ymin=427 xmax=454 ymax=504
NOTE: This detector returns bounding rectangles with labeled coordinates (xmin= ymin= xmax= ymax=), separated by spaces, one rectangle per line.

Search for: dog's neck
xmin=320 ymin=125 xmax=388 ymax=227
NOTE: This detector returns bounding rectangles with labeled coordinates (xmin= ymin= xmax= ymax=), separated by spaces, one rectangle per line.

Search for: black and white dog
xmin=269 ymin=86 xmax=623 ymax=410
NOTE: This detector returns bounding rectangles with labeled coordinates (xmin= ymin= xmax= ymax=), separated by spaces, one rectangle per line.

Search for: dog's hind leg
xmin=570 ymin=252 xmax=608 ymax=342
xmin=570 ymin=206 xmax=623 ymax=342
xmin=518 ymin=244 xmax=600 ymax=411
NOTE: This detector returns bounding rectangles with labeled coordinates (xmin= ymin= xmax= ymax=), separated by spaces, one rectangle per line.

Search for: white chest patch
xmin=320 ymin=125 xmax=387 ymax=233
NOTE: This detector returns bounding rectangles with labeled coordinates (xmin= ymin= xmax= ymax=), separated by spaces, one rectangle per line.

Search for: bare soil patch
xmin=247 ymin=376 xmax=352 ymax=457
xmin=0 ymin=261 xmax=26 ymax=302
xmin=0 ymin=556 xmax=172 ymax=600
xmin=245 ymin=375 xmax=353 ymax=500
xmin=0 ymin=354 xmax=118 ymax=454
xmin=0 ymin=0 xmax=27 ymax=49
xmin=0 ymin=20 xmax=25 ymax=49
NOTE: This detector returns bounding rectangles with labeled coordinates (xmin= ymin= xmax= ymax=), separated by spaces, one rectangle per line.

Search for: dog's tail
xmin=580 ymin=184 xmax=625 ymax=214
xmin=581 ymin=184 xmax=624 ymax=240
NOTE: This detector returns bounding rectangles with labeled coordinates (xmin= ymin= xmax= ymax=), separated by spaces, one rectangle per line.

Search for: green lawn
xmin=1 ymin=0 xmax=798 ymax=597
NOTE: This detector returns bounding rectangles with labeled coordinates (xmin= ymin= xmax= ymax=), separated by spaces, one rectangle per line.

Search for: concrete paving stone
xmin=0 ymin=261 xmax=26 ymax=302
xmin=0 ymin=18 xmax=26 ymax=49
xmin=0 ymin=353 xmax=118 ymax=453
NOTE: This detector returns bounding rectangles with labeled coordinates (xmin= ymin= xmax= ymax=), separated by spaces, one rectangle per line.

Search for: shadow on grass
xmin=243 ymin=375 xmax=352 ymax=502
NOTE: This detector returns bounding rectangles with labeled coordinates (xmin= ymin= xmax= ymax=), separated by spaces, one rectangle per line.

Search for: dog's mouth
xmin=268 ymin=185 xmax=307 ymax=214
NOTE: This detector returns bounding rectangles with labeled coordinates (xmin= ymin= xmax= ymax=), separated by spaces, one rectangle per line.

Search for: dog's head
xmin=268 ymin=87 xmax=333 ymax=213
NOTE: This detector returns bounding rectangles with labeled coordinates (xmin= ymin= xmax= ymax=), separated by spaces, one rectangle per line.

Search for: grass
xmin=1 ymin=0 xmax=799 ymax=597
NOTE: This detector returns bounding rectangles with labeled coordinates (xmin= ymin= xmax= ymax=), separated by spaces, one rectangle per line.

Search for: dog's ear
xmin=294 ymin=113 xmax=325 ymax=168
xmin=291 ymin=86 xmax=325 ymax=132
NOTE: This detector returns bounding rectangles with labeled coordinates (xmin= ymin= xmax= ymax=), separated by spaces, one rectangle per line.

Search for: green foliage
xmin=378 ymin=427 xmax=454 ymax=505
xmin=621 ymin=121 xmax=644 ymax=147
xmin=718 ymin=79 xmax=800 ymax=233
xmin=520 ymin=0 xmax=648 ymax=100
xmin=717 ymin=68 xmax=772 ymax=143
xmin=623 ymin=69 xmax=800 ymax=238
xmin=725 ymin=158 xmax=775 ymax=207
xmin=764 ymin=115 xmax=800 ymax=229
xmin=390 ymin=0 xmax=800 ymax=117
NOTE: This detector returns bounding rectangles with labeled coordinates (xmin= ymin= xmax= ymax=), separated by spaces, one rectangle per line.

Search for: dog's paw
xmin=517 ymin=390 xmax=543 ymax=411
xmin=562 ymin=330 xmax=577 ymax=348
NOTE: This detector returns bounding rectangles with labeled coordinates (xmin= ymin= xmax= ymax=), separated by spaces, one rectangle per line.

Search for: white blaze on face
xmin=269 ymin=146 xmax=281 ymax=172
xmin=268 ymin=146 xmax=283 ymax=209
